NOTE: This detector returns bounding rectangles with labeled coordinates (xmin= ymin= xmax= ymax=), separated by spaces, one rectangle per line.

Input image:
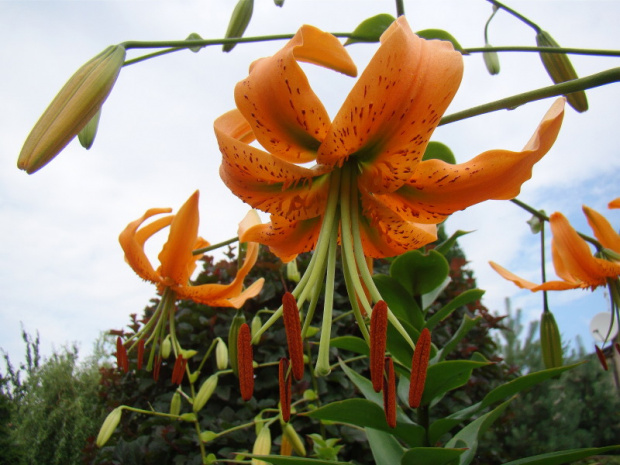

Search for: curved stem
xmin=193 ymin=237 xmax=238 ymax=255
xmin=463 ymin=46 xmax=620 ymax=57
xmin=440 ymin=67 xmax=620 ymax=126
xmin=486 ymin=0 xmax=541 ymax=33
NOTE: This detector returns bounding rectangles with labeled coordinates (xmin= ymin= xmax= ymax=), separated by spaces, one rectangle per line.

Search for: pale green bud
xmin=540 ymin=310 xmax=563 ymax=369
xmin=161 ymin=335 xmax=172 ymax=359
xmin=96 ymin=406 xmax=123 ymax=447
xmin=170 ymin=392 xmax=182 ymax=416
xmin=200 ymin=431 xmax=219 ymax=443
xmin=286 ymin=259 xmax=300 ymax=283
xmin=215 ymin=338 xmax=229 ymax=370
xmin=18 ymin=45 xmax=125 ymax=174
xmin=482 ymin=44 xmax=500 ymax=75
xmin=77 ymin=108 xmax=101 ymax=149
xmin=251 ymin=425 xmax=271 ymax=465
xmin=251 ymin=315 xmax=262 ymax=339
xmin=283 ymin=423 xmax=306 ymax=457
xmin=223 ymin=0 xmax=254 ymax=52
xmin=193 ymin=374 xmax=218 ymax=413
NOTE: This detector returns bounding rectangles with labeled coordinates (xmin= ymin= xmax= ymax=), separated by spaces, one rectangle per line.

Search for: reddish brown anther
xmin=409 ymin=328 xmax=431 ymax=408
xmin=595 ymin=345 xmax=609 ymax=371
xmin=136 ymin=339 xmax=145 ymax=371
xmin=615 ymin=343 xmax=620 ymax=356
xmin=115 ymin=337 xmax=129 ymax=373
xmin=237 ymin=323 xmax=255 ymax=401
xmin=282 ymin=292 xmax=304 ymax=381
xmin=279 ymin=357 xmax=292 ymax=422
xmin=171 ymin=354 xmax=188 ymax=385
xmin=383 ymin=356 xmax=396 ymax=428
xmin=370 ymin=300 xmax=388 ymax=392
xmin=153 ymin=355 xmax=162 ymax=382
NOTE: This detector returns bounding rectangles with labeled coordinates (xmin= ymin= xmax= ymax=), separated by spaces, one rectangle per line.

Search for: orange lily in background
xmin=117 ymin=190 xmax=264 ymax=379
xmin=490 ymin=207 xmax=620 ymax=291
xmin=214 ymin=16 xmax=565 ymax=381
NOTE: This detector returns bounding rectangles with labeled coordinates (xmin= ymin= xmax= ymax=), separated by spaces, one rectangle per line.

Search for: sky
xmin=1 ymin=0 xmax=619 ymax=369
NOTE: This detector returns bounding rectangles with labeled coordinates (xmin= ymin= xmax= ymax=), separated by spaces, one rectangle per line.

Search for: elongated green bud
xmin=170 ymin=392 xmax=182 ymax=416
xmin=540 ymin=310 xmax=563 ymax=369
xmin=228 ymin=309 xmax=247 ymax=376
xmin=251 ymin=425 xmax=271 ymax=465
xmin=77 ymin=109 xmax=101 ymax=149
xmin=161 ymin=335 xmax=172 ymax=359
xmin=96 ymin=406 xmax=123 ymax=447
xmin=223 ymin=0 xmax=254 ymax=52
xmin=536 ymin=30 xmax=588 ymax=112
xmin=18 ymin=45 xmax=125 ymax=173
xmin=283 ymin=423 xmax=306 ymax=457
xmin=483 ymin=44 xmax=500 ymax=75
xmin=216 ymin=338 xmax=229 ymax=370
xmin=193 ymin=374 xmax=218 ymax=412
xmin=286 ymin=259 xmax=300 ymax=283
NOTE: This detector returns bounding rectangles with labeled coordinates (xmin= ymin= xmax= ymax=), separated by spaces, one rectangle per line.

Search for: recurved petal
xmin=240 ymin=214 xmax=323 ymax=262
xmin=608 ymin=197 xmax=620 ymax=209
xmin=216 ymin=111 xmax=332 ymax=221
xmin=235 ymin=25 xmax=356 ymax=164
xmin=583 ymin=205 xmax=620 ymax=254
xmin=550 ymin=212 xmax=620 ymax=286
xmin=158 ymin=191 xmax=200 ymax=286
xmin=119 ymin=207 xmax=172 ymax=284
xmin=375 ymin=98 xmax=565 ymax=224
xmin=359 ymin=192 xmax=437 ymax=258
xmin=318 ymin=16 xmax=463 ymax=194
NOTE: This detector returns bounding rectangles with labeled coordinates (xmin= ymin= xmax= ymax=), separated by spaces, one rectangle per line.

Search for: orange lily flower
xmin=117 ymin=190 xmax=264 ymax=380
xmin=490 ymin=207 xmax=620 ymax=291
xmin=214 ymin=16 xmax=565 ymax=261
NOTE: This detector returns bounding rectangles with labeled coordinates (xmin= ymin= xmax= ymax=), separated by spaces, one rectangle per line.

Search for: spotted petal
xmin=374 ymin=98 xmax=565 ymax=224
xmin=235 ymin=25 xmax=356 ymax=164
xmin=119 ymin=208 xmax=173 ymax=284
xmin=318 ymin=16 xmax=463 ymax=194
xmin=583 ymin=205 xmax=620 ymax=254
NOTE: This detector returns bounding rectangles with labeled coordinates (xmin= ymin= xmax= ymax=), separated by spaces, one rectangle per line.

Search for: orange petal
xmin=583 ymin=205 xmax=620 ymax=254
xmin=240 ymin=214 xmax=323 ymax=262
xmin=376 ymin=98 xmax=565 ymax=224
xmin=359 ymin=192 xmax=437 ymax=258
xmin=550 ymin=212 xmax=620 ymax=287
xmin=119 ymin=207 xmax=172 ymax=284
xmin=215 ymin=111 xmax=332 ymax=221
xmin=318 ymin=17 xmax=463 ymax=194
xmin=608 ymin=197 xmax=620 ymax=209
xmin=488 ymin=261 xmax=578 ymax=291
xmin=235 ymin=25 xmax=356 ymax=164
xmin=158 ymin=191 xmax=200 ymax=286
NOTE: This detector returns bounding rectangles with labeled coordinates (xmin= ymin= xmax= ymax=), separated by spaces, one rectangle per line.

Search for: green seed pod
xmin=161 ymin=335 xmax=172 ymax=359
xmin=251 ymin=314 xmax=262 ymax=339
xmin=169 ymin=392 xmax=182 ymax=416
xmin=540 ymin=310 xmax=563 ymax=369
xmin=193 ymin=374 xmax=218 ymax=413
xmin=251 ymin=425 xmax=271 ymax=465
xmin=536 ymin=30 xmax=588 ymax=112
xmin=283 ymin=423 xmax=306 ymax=457
xmin=223 ymin=0 xmax=254 ymax=52
xmin=96 ymin=406 xmax=123 ymax=447
xmin=482 ymin=44 xmax=500 ymax=75
xmin=216 ymin=338 xmax=229 ymax=370
xmin=228 ymin=309 xmax=247 ymax=376
xmin=18 ymin=45 xmax=125 ymax=174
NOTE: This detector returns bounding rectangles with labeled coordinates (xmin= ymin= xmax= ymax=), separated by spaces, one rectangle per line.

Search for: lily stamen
xmin=282 ymin=293 xmax=305 ymax=381
xmin=370 ymin=300 xmax=388 ymax=393
xmin=409 ymin=328 xmax=431 ymax=408
xmin=237 ymin=323 xmax=254 ymax=401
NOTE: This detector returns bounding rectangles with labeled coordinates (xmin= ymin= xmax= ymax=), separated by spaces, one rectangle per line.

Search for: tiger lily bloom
xmin=490 ymin=207 xmax=620 ymax=291
xmin=117 ymin=190 xmax=264 ymax=379
xmin=214 ymin=17 xmax=565 ymax=376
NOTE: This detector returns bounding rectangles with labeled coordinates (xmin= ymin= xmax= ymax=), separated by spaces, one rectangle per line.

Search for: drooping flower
xmin=117 ymin=190 xmax=264 ymax=380
xmin=490 ymin=207 xmax=620 ymax=291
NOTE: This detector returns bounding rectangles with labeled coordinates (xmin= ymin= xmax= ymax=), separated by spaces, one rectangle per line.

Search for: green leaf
xmin=330 ymin=336 xmax=368 ymax=356
xmin=421 ymin=360 xmax=490 ymax=407
xmin=386 ymin=319 xmax=418 ymax=369
xmin=390 ymin=250 xmax=450 ymax=297
xmin=415 ymin=29 xmax=463 ymax=50
xmin=502 ymin=445 xmax=620 ymax=465
xmin=421 ymin=276 xmax=451 ymax=310
xmin=366 ymin=428 xmax=404 ymax=465
xmin=445 ymin=399 xmax=513 ymax=464
xmin=433 ymin=315 xmax=481 ymax=362
xmin=425 ymin=289 xmax=485 ymax=331
xmin=434 ymin=230 xmax=472 ymax=256
xmin=422 ymin=141 xmax=456 ymax=164
xmin=401 ymin=447 xmax=466 ymax=465
xmin=346 ymin=14 xmax=396 ymax=45
xmin=306 ymin=399 xmax=424 ymax=446
xmin=374 ymin=274 xmax=424 ymax=329
xmin=249 ymin=455 xmax=352 ymax=465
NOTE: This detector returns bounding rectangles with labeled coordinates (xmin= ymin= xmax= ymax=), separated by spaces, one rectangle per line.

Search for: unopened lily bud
xmin=536 ymin=30 xmax=588 ymax=112
xmin=482 ymin=44 xmax=500 ymax=75
xmin=229 ymin=310 xmax=246 ymax=376
xmin=161 ymin=335 xmax=172 ymax=359
xmin=193 ymin=374 xmax=218 ymax=413
xmin=286 ymin=259 xmax=300 ymax=282
xmin=96 ymin=406 xmax=123 ymax=447
xmin=540 ymin=310 xmax=563 ymax=369
xmin=179 ymin=413 xmax=197 ymax=422
xmin=251 ymin=314 xmax=262 ymax=339
xmin=18 ymin=45 xmax=125 ymax=174
xmin=251 ymin=425 xmax=271 ymax=465
xmin=216 ymin=338 xmax=229 ymax=370
xmin=283 ymin=423 xmax=306 ymax=457
xmin=223 ymin=0 xmax=254 ymax=52
xmin=77 ymin=109 xmax=101 ymax=149
xmin=170 ymin=392 xmax=182 ymax=416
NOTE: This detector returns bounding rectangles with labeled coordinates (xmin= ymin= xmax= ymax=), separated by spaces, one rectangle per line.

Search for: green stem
xmin=463 ymin=46 xmax=620 ymax=57
xmin=395 ymin=0 xmax=405 ymax=16
xmin=193 ymin=237 xmax=238 ymax=255
xmin=540 ymin=219 xmax=550 ymax=313
xmin=486 ymin=0 xmax=541 ymax=33
xmin=440 ymin=67 xmax=620 ymax=126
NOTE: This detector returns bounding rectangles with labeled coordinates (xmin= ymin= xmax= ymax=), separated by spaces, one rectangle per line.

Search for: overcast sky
xmin=1 ymin=0 xmax=619 ymax=368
